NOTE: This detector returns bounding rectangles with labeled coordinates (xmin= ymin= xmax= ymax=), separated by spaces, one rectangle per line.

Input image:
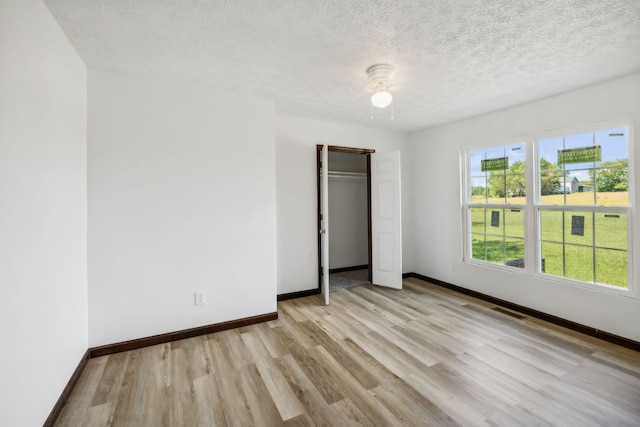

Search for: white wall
xmin=88 ymin=70 xmax=277 ymax=346
xmin=0 ymin=0 xmax=88 ymax=425
xmin=328 ymin=175 xmax=369 ymax=269
xmin=276 ymin=116 xmax=412 ymax=294
xmin=409 ymin=73 xmax=640 ymax=341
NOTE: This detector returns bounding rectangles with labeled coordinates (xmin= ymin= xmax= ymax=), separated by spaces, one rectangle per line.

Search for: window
xmin=463 ymin=122 xmax=633 ymax=293
xmin=466 ymin=142 xmax=526 ymax=268
xmin=536 ymin=126 xmax=630 ymax=289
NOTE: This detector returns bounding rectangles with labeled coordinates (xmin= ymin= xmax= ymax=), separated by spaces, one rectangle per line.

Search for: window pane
xmin=540 ymin=210 xmax=563 ymax=242
xmin=471 ymin=234 xmax=486 ymax=261
xmin=470 ymin=208 xmax=486 ymax=234
xmin=537 ymin=129 xmax=629 ymax=208
xmin=538 ymin=137 xmax=563 ymax=167
xmin=595 ymin=248 xmax=627 ymax=288
xmin=541 ymin=241 xmax=563 ymax=276
xmin=467 ymin=141 xmax=527 ymax=270
xmin=539 ymin=137 xmax=564 ymax=205
xmin=595 ymin=128 xmax=628 ymax=206
xmin=594 ymin=212 xmax=627 ymax=250
xmin=563 ymin=211 xmax=593 ymax=246
xmin=505 ymin=238 xmax=525 ymax=268
xmin=539 ymin=172 xmax=563 ymax=203
xmin=563 ymin=132 xmax=597 ymax=175
xmin=487 ymin=170 xmax=506 ymax=204
xmin=470 ymin=177 xmax=488 ymax=203
xmin=565 ymin=132 xmax=593 ymax=147
xmin=563 ymin=168 xmax=595 ymax=206
xmin=507 ymin=143 xmax=525 ymax=162
xmin=469 ymin=149 xmax=486 ymax=176
xmin=596 ymin=128 xmax=628 ymax=168
xmin=506 ymin=174 xmax=526 ymax=201
xmin=504 ymin=208 xmax=524 ymax=238
xmin=485 ymin=234 xmax=505 ymax=264
xmin=565 ymin=244 xmax=594 ymax=283
xmin=539 ymin=206 xmax=629 ymax=288
xmin=506 ymin=143 xmax=526 ymax=201
xmin=573 ymin=169 xmax=595 ymax=196
xmin=486 ymin=146 xmax=505 ymax=161
xmin=595 ymin=166 xmax=628 ymax=206
xmin=486 ymin=209 xmax=503 ymax=237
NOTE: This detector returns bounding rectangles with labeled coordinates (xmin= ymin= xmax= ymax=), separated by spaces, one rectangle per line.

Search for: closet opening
xmin=316 ymin=145 xmax=375 ymax=294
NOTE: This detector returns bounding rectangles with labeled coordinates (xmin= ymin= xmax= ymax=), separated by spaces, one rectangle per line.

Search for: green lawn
xmin=471 ymin=191 xmax=629 ymax=206
xmin=470 ymin=192 xmax=628 ymax=288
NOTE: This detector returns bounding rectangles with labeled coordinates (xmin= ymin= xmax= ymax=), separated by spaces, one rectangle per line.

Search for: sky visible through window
xmin=469 ymin=143 xmax=525 ymax=177
xmin=538 ymin=127 xmax=628 ymax=183
xmin=469 ymin=128 xmax=627 ymax=184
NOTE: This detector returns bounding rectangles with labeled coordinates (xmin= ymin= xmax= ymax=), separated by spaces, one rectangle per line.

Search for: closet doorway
xmin=317 ymin=145 xmax=403 ymax=305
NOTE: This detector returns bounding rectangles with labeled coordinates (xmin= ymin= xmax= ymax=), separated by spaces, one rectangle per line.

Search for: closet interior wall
xmin=327 ymin=152 xmax=369 ymax=270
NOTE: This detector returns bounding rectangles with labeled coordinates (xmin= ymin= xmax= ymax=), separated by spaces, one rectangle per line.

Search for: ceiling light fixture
xmin=371 ymin=90 xmax=392 ymax=108
xmin=367 ymin=64 xmax=394 ymax=109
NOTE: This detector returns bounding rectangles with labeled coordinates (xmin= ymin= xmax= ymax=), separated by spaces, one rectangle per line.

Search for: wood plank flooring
xmin=55 ymin=278 xmax=640 ymax=426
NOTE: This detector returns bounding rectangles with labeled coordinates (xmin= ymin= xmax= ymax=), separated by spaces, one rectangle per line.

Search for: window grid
xmin=463 ymin=122 xmax=632 ymax=294
xmin=535 ymin=126 xmax=630 ymax=290
xmin=466 ymin=143 xmax=526 ymax=269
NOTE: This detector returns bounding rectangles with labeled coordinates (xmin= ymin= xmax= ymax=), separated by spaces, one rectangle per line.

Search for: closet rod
xmin=327 ymin=171 xmax=367 ymax=179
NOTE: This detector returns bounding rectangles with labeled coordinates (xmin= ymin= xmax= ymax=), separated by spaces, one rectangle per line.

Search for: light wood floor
xmin=55 ymin=278 xmax=640 ymax=426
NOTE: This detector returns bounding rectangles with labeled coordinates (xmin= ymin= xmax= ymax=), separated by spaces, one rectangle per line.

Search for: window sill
xmin=462 ymin=258 xmax=636 ymax=299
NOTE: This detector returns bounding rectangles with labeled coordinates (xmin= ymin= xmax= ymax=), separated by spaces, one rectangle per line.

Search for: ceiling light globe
xmin=371 ymin=91 xmax=392 ymax=108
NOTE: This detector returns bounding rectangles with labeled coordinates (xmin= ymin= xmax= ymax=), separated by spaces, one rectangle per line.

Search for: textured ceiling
xmin=43 ymin=0 xmax=640 ymax=133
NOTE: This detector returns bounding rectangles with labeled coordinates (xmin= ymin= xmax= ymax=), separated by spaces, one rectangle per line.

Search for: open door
xmin=371 ymin=151 xmax=403 ymax=289
xmin=320 ymin=145 xmax=330 ymax=305
xmin=317 ymin=146 xmax=401 ymax=301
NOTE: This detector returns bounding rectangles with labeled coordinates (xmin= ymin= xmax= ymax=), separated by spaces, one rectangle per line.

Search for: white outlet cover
xmin=195 ymin=292 xmax=206 ymax=305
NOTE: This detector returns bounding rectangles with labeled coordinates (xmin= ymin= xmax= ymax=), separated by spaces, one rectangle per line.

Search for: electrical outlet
xmin=195 ymin=291 xmax=206 ymax=305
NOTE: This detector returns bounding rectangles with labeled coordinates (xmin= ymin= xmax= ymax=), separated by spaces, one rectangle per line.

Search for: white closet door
xmin=371 ymin=151 xmax=403 ymax=289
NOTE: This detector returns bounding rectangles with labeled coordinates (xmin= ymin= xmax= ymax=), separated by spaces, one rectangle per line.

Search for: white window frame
xmin=532 ymin=119 xmax=634 ymax=297
xmin=461 ymin=118 xmax=635 ymax=299
xmin=462 ymin=138 xmax=529 ymax=274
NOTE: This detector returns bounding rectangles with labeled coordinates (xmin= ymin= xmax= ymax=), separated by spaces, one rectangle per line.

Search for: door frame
xmin=316 ymin=145 xmax=375 ymax=292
